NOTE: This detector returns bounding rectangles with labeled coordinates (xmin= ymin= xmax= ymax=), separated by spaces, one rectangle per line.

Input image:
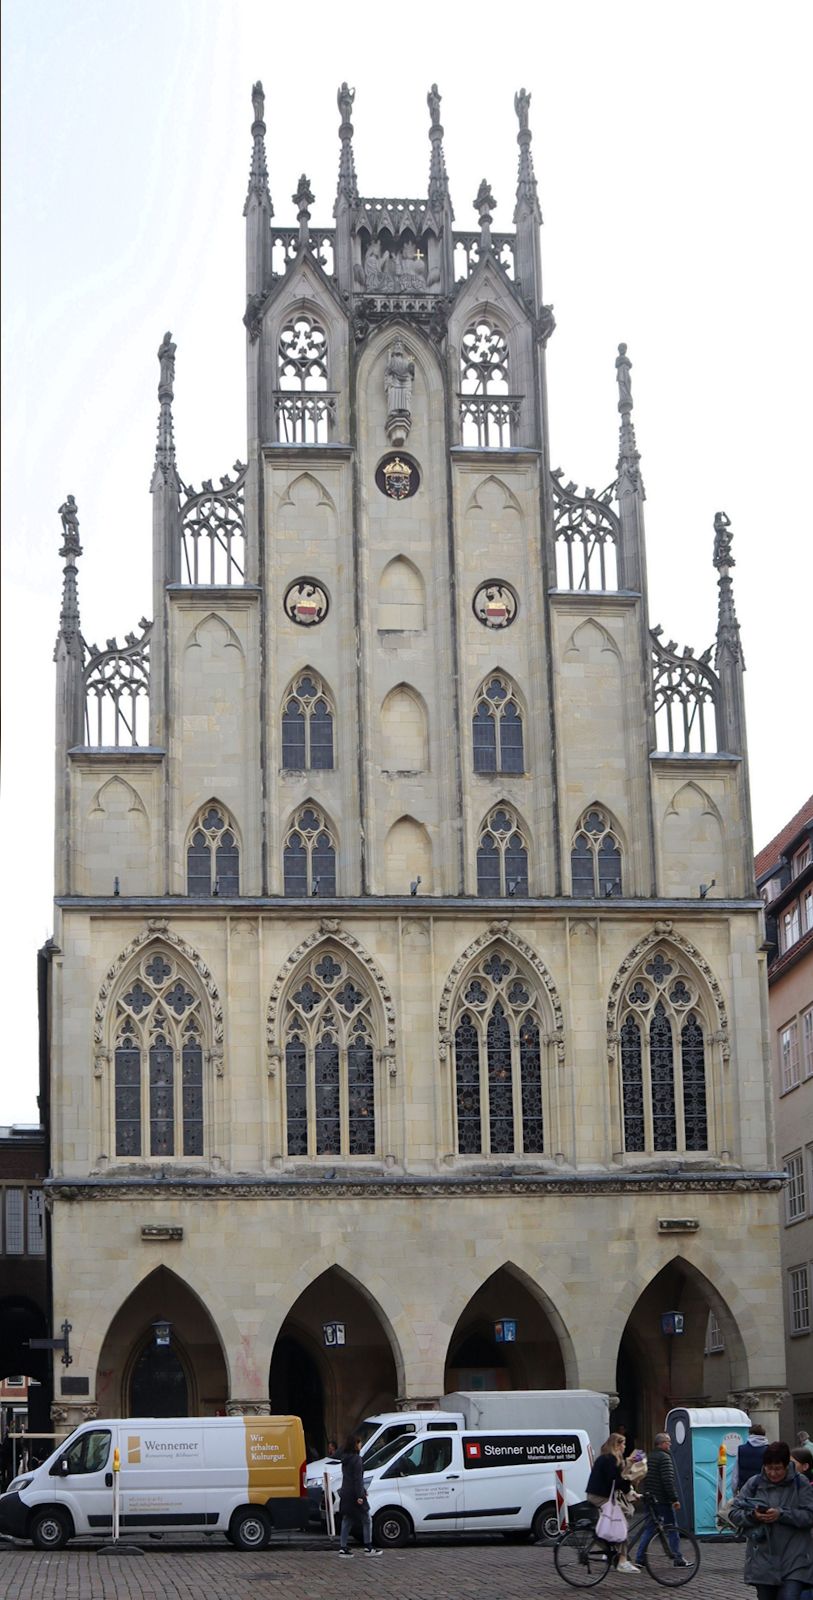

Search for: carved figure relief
xmin=359 ymin=238 xmax=436 ymax=294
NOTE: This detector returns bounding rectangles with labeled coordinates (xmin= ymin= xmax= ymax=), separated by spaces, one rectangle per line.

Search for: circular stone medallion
xmin=284 ymin=578 xmax=330 ymax=626
xmin=375 ymin=453 xmax=420 ymax=500
xmin=473 ymin=580 xmax=518 ymax=628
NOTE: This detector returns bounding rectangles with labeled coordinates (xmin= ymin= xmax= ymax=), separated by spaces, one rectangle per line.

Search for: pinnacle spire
xmin=513 ymin=87 xmax=541 ymax=223
xmin=55 ymin=495 xmax=83 ymax=651
xmin=615 ymin=343 xmax=643 ymax=496
xmin=713 ymin=511 xmax=744 ymax=668
xmin=243 ymin=80 xmax=272 ymax=217
xmin=427 ymin=83 xmax=451 ymax=213
xmin=153 ymin=331 xmax=177 ymax=484
xmin=335 ymin=82 xmax=359 ymax=208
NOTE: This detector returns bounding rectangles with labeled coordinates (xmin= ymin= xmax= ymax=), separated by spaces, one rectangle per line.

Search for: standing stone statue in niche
xmin=384 ymin=339 xmax=415 ymax=446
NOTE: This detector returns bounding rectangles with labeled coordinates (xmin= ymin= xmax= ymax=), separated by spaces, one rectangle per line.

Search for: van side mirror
xmin=50 ymin=1458 xmax=70 ymax=1477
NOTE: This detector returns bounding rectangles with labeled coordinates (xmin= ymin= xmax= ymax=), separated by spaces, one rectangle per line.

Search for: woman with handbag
xmin=585 ymin=1432 xmax=639 ymax=1574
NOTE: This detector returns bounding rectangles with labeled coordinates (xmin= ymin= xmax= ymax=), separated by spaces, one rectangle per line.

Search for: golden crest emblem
xmin=383 ymin=456 xmax=413 ymax=500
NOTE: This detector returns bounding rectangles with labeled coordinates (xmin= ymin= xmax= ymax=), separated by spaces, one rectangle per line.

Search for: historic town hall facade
xmin=45 ymin=82 xmax=784 ymax=1447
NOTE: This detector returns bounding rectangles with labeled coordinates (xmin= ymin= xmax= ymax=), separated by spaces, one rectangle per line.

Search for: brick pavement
xmin=0 ymin=1534 xmax=752 ymax=1599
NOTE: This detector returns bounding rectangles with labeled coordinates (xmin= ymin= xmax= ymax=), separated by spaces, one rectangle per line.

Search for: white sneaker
xmin=617 ymin=1559 xmax=640 ymax=1573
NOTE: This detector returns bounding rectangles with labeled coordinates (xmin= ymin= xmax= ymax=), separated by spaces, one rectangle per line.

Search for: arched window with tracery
xmin=283 ymin=804 xmax=337 ymax=897
xmin=618 ymin=947 xmax=709 ymax=1154
xmin=281 ymin=672 xmax=334 ymax=771
xmin=275 ymin=314 xmax=334 ymax=443
xmin=570 ymin=807 xmax=622 ymax=897
xmin=283 ymin=949 xmax=377 ymax=1157
xmin=112 ymin=949 xmax=208 ymax=1159
xmin=473 ymin=676 xmax=524 ymax=775
xmin=459 ymin=319 xmax=519 ymax=447
xmin=452 ymin=949 xmax=545 ymax=1157
xmin=186 ymin=804 xmax=240 ymax=896
xmin=476 ymin=805 xmax=529 ymax=897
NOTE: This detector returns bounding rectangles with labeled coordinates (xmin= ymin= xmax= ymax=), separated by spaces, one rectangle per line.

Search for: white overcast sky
xmin=2 ymin=0 xmax=811 ymax=1124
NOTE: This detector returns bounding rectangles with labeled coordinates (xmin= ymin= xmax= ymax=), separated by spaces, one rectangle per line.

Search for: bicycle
xmin=553 ymin=1496 xmax=701 ymax=1588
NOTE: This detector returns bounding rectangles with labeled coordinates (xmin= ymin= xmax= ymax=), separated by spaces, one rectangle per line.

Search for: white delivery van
xmin=0 ymin=1414 xmax=309 ymax=1550
xmin=442 ymin=1390 xmax=611 ymax=1458
xmin=305 ymin=1408 xmax=464 ymax=1508
xmin=365 ymin=1426 xmax=591 ymax=1546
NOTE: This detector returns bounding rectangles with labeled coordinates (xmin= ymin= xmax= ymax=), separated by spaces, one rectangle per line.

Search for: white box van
xmin=305 ymin=1408 xmax=464 ymax=1506
xmin=364 ymin=1426 xmax=592 ymax=1546
xmin=0 ymin=1414 xmax=309 ymax=1550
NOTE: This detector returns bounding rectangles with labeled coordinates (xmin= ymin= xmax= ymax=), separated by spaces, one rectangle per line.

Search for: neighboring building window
xmin=281 ymin=672 xmax=334 ymax=771
xmin=618 ymin=947 xmax=709 ymax=1153
xmin=112 ymin=949 xmax=207 ymax=1158
xmin=793 ymin=842 xmax=811 ymax=875
xmin=704 ymin=1310 xmax=725 ymax=1354
xmin=27 ymin=1189 xmax=45 ymax=1255
xmin=472 ymin=676 xmax=524 ymax=775
xmin=783 ymin=904 xmax=802 ymax=951
xmin=571 ymin=807 xmax=623 ymax=897
xmin=789 ymin=1265 xmax=811 ymax=1335
xmin=803 ymin=1009 xmax=813 ymax=1079
xmin=282 ymin=949 xmax=377 ymax=1157
xmin=804 ymin=890 xmax=813 ymax=933
xmin=786 ymin=1151 xmax=806 ymax=1223
xmin=781 ymin=1022 xmax=801 ymax=1093
xmin=283 ymin=805 xmax=337 ymax=897
xmin=476 ymin=805 xmax=529 ymax=897
xmin=186 ymin=804 xmax=240 ymax=896
xmin=452 ymin=948 xmax=545 ymax=1157
xmin=1 ymin=1188 xmax=45 ymax=1256
xmin=3 ymin=1189 xmax=24 ymax=1254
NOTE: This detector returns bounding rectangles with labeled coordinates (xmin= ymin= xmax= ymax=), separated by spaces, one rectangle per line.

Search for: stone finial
xmin=56 ymin=495 xmax=83 ymax=649
xmin=427 ymin=83 xmax=451 ymax=212
xmin=713 ymin=512 xmax=744 ymax=668
xmin=615 ymin=343 xmax=643 ymax=495
xmin=513 ymin=87 xmax=541 ymax=222
xmin=293 ymin=174 xmax=315 ymax=244
xmin=244 ymin=79 xmax=272 ymax=217
xmin=154 ymin=330 xmax=176 ymax=482
xmin=336 ymin=81 xmax=359 ymax=207
xmin=474 ymin=179 xmax=496 ymax=249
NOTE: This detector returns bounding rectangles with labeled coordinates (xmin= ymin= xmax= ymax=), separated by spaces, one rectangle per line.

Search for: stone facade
xmin=44 ymin=82 xmax=784 ymax=1450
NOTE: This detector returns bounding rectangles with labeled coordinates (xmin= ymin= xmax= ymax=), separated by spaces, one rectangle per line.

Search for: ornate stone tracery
xmin=180 ymin=462 xmax=246 ymax=586
xmin=94 ymin=928 xmax=223 ymax=1050
xmin=439 ymin=927 xmax=564 ymax=1064
xmin=551 ymin=468 xmax=620 ymax=592
xmin=606 ymin=927 xmax=729 ymax=1065
xmin=267 ymin=928 xmax=396 ymax=1058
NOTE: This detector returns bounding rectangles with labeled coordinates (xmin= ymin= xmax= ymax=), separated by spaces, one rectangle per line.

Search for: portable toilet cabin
xmin=665 ymin=1406 xmax=751 ymax=1533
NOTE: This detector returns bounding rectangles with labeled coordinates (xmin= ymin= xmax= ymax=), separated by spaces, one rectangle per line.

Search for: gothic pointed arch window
xmin=276 ymin=314 xmax=334 ymax=444
xmin=281 ymin=671 xmax=334 ymax=771
xmin=459 ymin=319 xmax=519 ymax=447
xmin=186 ymin=803 xmax=240 ymax=896
xmin=473 ymin=675 xmax=524 ymax=775
xmin=112 ymin=949 xmax=209 ymax=1159
xmin=283 ymin=804 xmax=337 ymax=897
xmin=570 ymin=807 xmax=622 ymax=897
xmin=476 ymin=805 xmax=529 ymax=897
xmin=452 ymin=948 xmax=545 ymax=1156
xmin=617 ymin=947 xmax=710 ymax=1154
xmin=282 ymin=948 xmax=378 ymax=1157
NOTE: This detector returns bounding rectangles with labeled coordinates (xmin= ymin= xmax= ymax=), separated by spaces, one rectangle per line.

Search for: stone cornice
xmin=54 ymin=895 xmax=765 ymax=913
xmin=46 ymin=1170 xmax=784 ymax=1202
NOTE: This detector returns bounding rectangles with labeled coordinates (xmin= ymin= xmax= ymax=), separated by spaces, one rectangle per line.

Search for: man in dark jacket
xmin=338 ymin=1435 xmax=382 ymax=1557
xmin=635 ymin=1432 xmax=686 ymax=1567
xmin=732 ymin=1424 xmax=768 ymax=1492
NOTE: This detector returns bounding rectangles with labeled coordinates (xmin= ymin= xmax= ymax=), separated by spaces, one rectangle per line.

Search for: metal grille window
xmin=281 ymin=673 xmax=334 ymax=771
xmin=472 ymin=676 xmax=524 ymax=775
xmin=781 ymin=1022 xmax=801 ymax=1093
xmin=3 ymin=1189 xmax=24 ymax=1254
xmin=186 ymin=804 xmax=240 ymax=896
xmin=1 ymin=1187 xmax=46 ymax=1259
xmin=283 ymin=805 xmax=337 ymax=897
xmin=281 ymin=951 xmax=377 ymax=1158
xmin=570 ymin=808 xmax=623 ymax=897
xmin=26 ymin=1189 xmax=46 ymax=1255
xmin=789 ymin=1265 xmax=811 ymax=1335
xmin=618 ymin=947 xmax=709 ymax=1154
xmin=452 ymin=951 xmax=545 ymax=1156
xmin=785 ymin=1151 xmax=806 ymax=1223
xmin=704 ymin=1311 xmax=725 ymax=1354
xmin=476 ymin=805 xmax=529 ymax=897
xmin=112 ymin=950 xmax=207 ymax=1158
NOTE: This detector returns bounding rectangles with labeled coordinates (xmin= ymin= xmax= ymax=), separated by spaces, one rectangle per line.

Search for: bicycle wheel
xmin=642 ymin=1524 xmax=700 ymax=1586
xmin=553 ymin=1527 xmax=613 ymax=1587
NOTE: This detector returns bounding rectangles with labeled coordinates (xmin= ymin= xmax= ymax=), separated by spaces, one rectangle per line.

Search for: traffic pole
xmin=323 ymin=1470 xmax=336 ymax=1538
xmin=716 ymin=1442 xmax=727 ymax=1524
xmin=112 ymin=1446 xmax=120 ymax=1543
xmin=555 ymin=1467 xmax=568 ymax=1533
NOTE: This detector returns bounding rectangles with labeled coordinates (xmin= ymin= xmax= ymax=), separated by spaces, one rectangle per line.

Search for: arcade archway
xmin=96 ymin=1266 xmax=228 ymax=1417
xmin=270 ymin=1268 xmax=400 ymax=1457
xmin=444 ymin=1265 xmax=568 ymax=1392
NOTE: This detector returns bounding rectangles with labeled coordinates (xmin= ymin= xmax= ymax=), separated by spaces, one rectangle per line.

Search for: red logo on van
xmin=465 ymin=1442 xmax=481 ymax=1459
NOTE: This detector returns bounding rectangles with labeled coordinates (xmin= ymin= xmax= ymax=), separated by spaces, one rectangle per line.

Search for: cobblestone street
xmin=0 ymin=1534 xmax=752 ymax=1599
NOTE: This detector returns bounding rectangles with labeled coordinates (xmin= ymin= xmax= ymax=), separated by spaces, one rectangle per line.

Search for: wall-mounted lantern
xmin=323 ymin=1322 xmax=346 ymax=1348
xmin=494 ymin=1319 xmax=518 ymax=1344
xmin=153 ymin=1319 xmax=171 ymax=1347
xmin=660 ymin=1312 xmax=685 ymax=1337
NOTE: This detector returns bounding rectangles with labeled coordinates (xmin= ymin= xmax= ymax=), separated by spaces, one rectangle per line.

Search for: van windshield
xmin=364 ymin=1432 xmax=414 ymax=1472
xmin=355 ymin=1421 xmax=381 ymax=1449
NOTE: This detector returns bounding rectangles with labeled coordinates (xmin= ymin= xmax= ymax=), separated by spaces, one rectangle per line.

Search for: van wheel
xmin=30 ymin=1509 xmax=71 ymax=1550
xmin=532 ymin=1501 xmax=560 ymax=1542
xmin=229 ymin=1507 xmax=272 ymax=1550
xmin=373 ymin=1508 xmax=412 ymax=1547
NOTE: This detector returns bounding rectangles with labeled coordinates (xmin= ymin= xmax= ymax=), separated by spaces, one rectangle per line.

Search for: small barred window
xmin=282 ymin=672 xmax=334 ymax=771
xmin=284 ymin=804 xmax=337 ymax=897
xmin=186 ymin=804 xmax=239 ymax=896
xmin=472 ymin=676 xmax=524 ymax=775
xmin=570 ymin=808 xmax=622 ymax=897
xmin=476 ymin=805 xmax=529 ymax=897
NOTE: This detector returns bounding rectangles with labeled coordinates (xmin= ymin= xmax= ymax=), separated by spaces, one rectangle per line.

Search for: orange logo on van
xmin=127 ymin=1436 xmax=141 ymax=1465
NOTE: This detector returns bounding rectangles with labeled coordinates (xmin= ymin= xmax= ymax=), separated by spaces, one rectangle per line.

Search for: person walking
xmin=585 ymin=1432 xmax=639 ymax=1575
xmin=337 ymin=1434 xmax=382 ymax=1558
xmin=730 ymin=1439 xmax=813 ymax=1599
xmin=634 ymin=1432 xmax=687 ymax=1568
xmin=733 ymin=1424 xmax=769 ymax=1492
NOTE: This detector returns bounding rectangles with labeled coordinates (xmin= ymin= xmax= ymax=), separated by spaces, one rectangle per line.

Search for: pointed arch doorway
xmin=444 ymin=1265 xmax=569 ymax=1391
xmin=96 ymin=1266 xmax=228 ymax=1417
